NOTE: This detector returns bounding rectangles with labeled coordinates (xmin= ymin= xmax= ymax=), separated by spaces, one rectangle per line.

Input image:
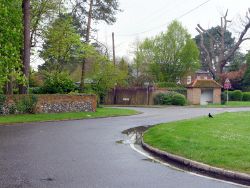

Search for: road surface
xmin=0 ymin=107 xmax=249 ymax=188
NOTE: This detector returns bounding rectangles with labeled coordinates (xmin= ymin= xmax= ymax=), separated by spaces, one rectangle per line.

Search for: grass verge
xmin=143 ymin=111 xmax=250 ymax=174
xmin=202 ymin=101 xmax=250 ymax=107
xmin=0 ymin=108 xmax=139 ymax=124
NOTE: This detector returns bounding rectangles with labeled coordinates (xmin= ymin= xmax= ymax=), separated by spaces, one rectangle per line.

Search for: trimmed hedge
xmin=243 ymin=92 xmax=250 ymax=101
xmin=154 ymin=92 xmax=186 ymax=106
xmin=231 ymin=90 xmax=243 ymax=101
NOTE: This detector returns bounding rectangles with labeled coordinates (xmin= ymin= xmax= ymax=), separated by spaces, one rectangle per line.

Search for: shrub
xmin=42 ymin=71 xmax=76 ymax=94
xmin=154 ymin=92 xmax=186 ymax=106
xmin=15 ymin=95 xmax=38 ymax=114
xmin=242 ymin=92 xmax=250 ymax=101
xmin=154 ymin=93 xmax=166 ymax=105
xmin=8 ymin=104 xmax=17 ymax=114
xmin=230 ymin=90 xmax=243 ymax=101
xmin=29 ymin=87 xmax=43 ymax=94
xmin=171 ymin=94 xmax=186 ymax=106
xmin=0 ymin=95 xmax=6 ymax=114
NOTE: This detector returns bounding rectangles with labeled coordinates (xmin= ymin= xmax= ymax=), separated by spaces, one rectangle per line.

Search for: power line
xmin=117 ymin=0 xmax=212 ymax=37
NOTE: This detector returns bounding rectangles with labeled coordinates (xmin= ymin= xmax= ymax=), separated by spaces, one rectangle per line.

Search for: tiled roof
xmin=187 ymin=79 xmax=222 ymax=88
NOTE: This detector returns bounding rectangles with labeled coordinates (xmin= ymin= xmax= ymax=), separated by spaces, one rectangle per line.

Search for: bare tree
xmin=196 ymin=9 xmax=250 ymax=81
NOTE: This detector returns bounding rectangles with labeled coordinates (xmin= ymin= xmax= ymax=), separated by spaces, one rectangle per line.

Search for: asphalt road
xmin=0 ymin=107 xmax=250 ymax=188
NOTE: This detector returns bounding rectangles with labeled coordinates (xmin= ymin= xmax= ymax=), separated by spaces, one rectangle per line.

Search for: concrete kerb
xmin=141 ymin=138 xmax=250 ymax=186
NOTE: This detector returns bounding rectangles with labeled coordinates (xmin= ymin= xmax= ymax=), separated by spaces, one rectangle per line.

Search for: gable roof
xmin=187 ymin=79 xmax=222 ymax=88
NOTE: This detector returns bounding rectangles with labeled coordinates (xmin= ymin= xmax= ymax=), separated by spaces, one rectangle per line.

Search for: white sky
xmin=94 ymin=0 xmax=250 ymax=61
xmin=32 ymin=0 xmax=250 ymax=68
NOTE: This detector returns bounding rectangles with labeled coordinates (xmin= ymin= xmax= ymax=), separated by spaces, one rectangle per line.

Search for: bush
xmin=230 ymin=90 xmax=243 ymax=101
xmin=154 ymin=93 xmax=166 ymax=105
xmin=0 ymin=95 xmax=6 ymax=114
xmin=154 ymin=92 xmax=186 ymax=106
xmin=171 ymin=94 xmax=186 ymax=106
xmin=29 ymin=87 xmax=43 ymax=94
xmin=242 ymin=92 xmax=250 ymax=101
xmin=14 ymin=95 xmax=38 ymax=114
xmin=42 ymin=71 xmax=76 ymax=94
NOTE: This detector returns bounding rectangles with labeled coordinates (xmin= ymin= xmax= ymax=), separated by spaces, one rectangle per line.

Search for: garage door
xmin=200 ymin=89 xmax=213 ymax=105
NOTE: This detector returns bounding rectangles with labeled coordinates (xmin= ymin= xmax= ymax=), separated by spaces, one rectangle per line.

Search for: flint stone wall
xmin=4 ymin=94 xmax=97 ymax=114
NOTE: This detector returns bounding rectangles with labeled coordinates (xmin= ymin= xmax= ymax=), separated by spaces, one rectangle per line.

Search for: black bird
xmin=208 ymin=113 xmax=213 ymax=118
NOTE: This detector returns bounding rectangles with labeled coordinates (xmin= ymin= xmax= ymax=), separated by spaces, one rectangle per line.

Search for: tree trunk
xmin=79 ymin=0 xmax=93 ymax=92
xmin=20 ymin=0 xmax=31 ymax=94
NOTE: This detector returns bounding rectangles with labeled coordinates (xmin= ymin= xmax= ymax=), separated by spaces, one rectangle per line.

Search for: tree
xmin=30 ymin=0 xmax=63 ymax=47
xmin=70 ymin=0 xmax=121 ymax=91
xmin=86 ymin=55 xmax=128 ymax=101
xmin=0 ymin=0 xmax=23 ymax=94
xmin=39 ymin=15 xmax=90 ymax=72
xmin=242 ymin=51 xmax=250 ymax=90
xmin=196 ymin=9 xmax=250 ymax=81
xmin=20 ymin=0 xmax=31 ymax=94
xmin=195 ymin=26 xmax=236 ymax=71
xmin=134 ymin=20 xmax=200 ymax=84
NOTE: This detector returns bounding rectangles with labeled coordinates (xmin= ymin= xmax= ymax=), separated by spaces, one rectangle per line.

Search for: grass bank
xmin=144 ymin=111 xmax=250 ymax=174
xmin=0 ymin=108 xmax=139 ymax=124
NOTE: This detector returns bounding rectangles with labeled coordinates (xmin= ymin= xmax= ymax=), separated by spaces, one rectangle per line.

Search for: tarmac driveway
xmin=0 ymin=107 xmax=249 ymax=188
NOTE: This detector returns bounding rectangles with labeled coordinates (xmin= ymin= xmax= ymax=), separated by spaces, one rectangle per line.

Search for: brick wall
xmin=4 ymin=94 xmax=97 ymax=114
xmin=187 ymin=88 xmax=201 ymax=105
xmin=213 ymin=88 xmax=221 ymax=104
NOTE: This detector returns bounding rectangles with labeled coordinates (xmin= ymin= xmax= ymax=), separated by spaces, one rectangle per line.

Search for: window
xmin=187 ymin=76 xmax=192 ymax=84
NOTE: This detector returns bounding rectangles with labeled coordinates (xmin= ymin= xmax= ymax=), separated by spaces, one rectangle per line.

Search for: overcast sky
xmin=32 ymin=0 xmax=250 ymax=68
xmin=94 ymin=0 xmax=250 ymax=61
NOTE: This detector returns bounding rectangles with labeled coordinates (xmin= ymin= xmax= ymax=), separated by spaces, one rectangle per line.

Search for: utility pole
xmin=112 ymin=32 xmax=116 ymax=66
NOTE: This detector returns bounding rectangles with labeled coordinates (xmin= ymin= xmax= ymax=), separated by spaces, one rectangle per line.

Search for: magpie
xmin=208 ymin=113 xmax=213 ymax=118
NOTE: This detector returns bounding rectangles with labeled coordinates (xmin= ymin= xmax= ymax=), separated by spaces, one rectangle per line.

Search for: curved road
xmin=0 ymin=107 xmax=249 ymax=188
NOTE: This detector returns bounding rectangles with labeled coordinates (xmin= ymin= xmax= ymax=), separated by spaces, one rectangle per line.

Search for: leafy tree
xmin=86 ymin=55 xmax=128 ymax=101
xmin=134 ymin=20 xmax=200 ymax=84
xmin=0 ymin=0 xmax=24 ymax=94
xmin=228 ymin=51 xmax=246 ymax=72
xmin=70 ymin=0 xmax=121 ymax=91
xmin=39 ymin=14 xmax=90 ymax=72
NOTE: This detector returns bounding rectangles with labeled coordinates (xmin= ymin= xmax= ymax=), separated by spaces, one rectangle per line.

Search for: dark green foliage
xmin=42 ymin=72 xmax=76 ymax=94
xmin=242 ymin=52 xmax=250 ymax=90
xmin=230 ymin=90 xmax=243 ymax=101
xmin=156 ymin=82 xmax=179 ymax=88
xmin=154 ymin=93 xmax=165 ymax=105
xmin=29 ymin=87 xmax=43 ymax=94
xmin=242 ymin=92 xmax=250 ymax=101
xmin=0 ymin=95 xmax=7 ymax=114
xmin=171 ymin=94 xmax=186 ymax=106
xmin=14 ymin=95 xmax=38 ymax=114
xmin=8 ymin=104 xmax=17 ymax=114
xmin=154 ymin=92 xmax=186 ymax=106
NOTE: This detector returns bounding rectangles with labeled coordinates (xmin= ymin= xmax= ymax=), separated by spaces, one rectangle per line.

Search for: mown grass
xmin=204 ymin=101 xmax=250 ymax=107
xmin=0 ymin=108 xmax=139 ymax=124
xmin=144 ymin=111 xmax=250 ymax=174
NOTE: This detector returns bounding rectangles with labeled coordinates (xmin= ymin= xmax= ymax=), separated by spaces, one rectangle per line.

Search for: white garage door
xmin=200 ymin=89 xmax=213 ymax=105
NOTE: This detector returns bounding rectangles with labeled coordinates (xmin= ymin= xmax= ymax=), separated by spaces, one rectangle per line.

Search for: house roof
xmin=187 ymin=79 xmax=222 ymax=88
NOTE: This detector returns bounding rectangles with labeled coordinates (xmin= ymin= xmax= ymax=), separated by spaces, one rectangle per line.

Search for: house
xmin=182 ymin=69 xmax=221 ymax=105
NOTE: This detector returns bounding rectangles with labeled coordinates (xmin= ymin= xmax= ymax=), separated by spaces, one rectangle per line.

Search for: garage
xmin=187 ymin=79 xmax=222 ymax=105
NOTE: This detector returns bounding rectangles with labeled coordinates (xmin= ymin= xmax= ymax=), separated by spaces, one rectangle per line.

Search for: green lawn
xmin=144 ymin=111 xmax=250 ymax=174
xmin=0 ymin=108 xmax=139 ymax=124
xmin=204 ymin=101 xmax=250 ymax=107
